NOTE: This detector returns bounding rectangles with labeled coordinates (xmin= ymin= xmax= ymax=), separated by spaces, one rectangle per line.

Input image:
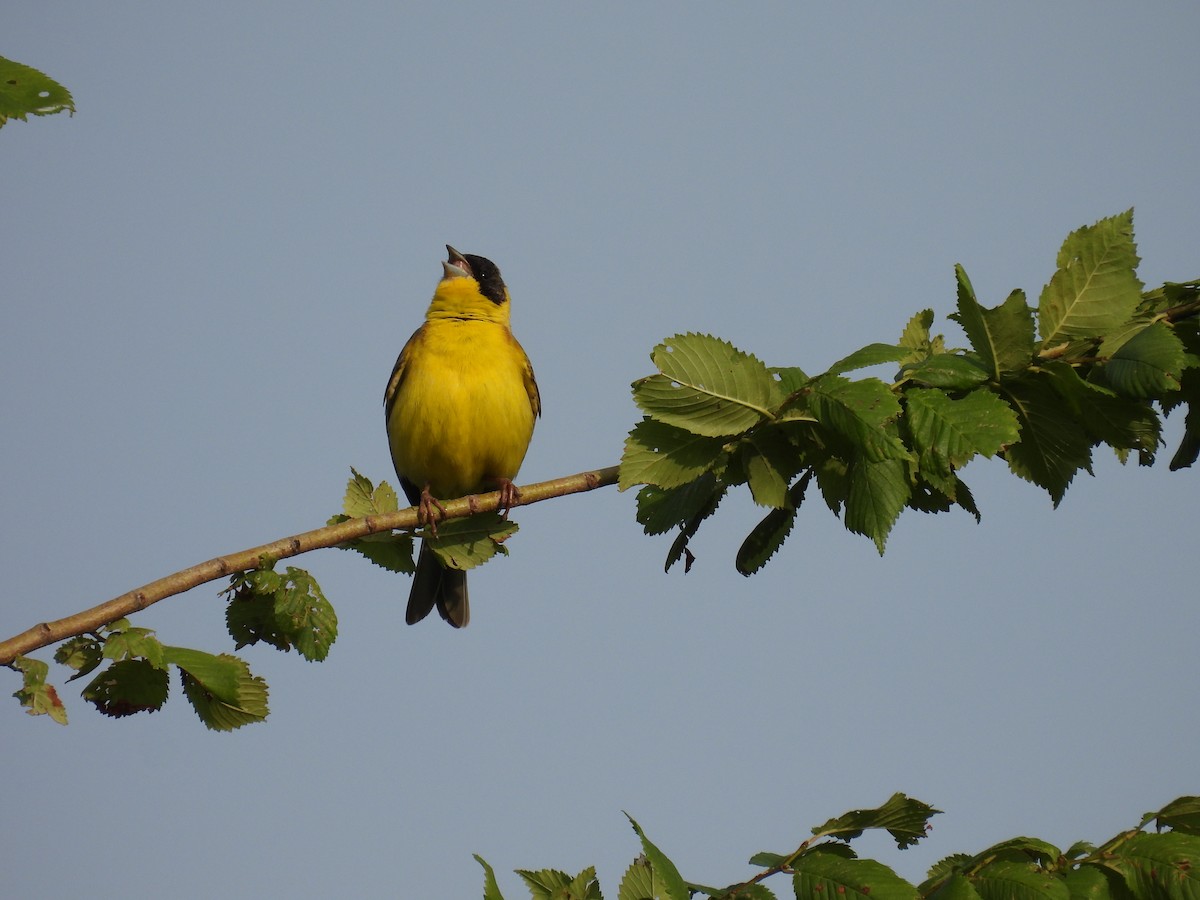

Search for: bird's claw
xmin=418 ymin=486 xmax=447 ymax=537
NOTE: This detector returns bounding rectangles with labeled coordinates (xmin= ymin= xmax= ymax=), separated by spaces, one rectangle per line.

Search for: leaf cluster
xmin=621 ymin=211 xmax=1200 ymax=570
xmin=474 ymin=794 xmax=1200 ymax=900
xmin=21 ymin=619 xmax=270 ymax=731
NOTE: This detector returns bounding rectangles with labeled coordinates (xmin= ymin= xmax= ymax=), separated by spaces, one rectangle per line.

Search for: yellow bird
xmin=384 ymin=246 xmax=540 ymax=627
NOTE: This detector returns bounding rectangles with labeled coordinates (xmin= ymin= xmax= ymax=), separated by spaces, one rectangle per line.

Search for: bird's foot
xmin=418 ymin=486 xmax=447 ymax=536
xmin=495 ymin=478 xmax=521 ymax=519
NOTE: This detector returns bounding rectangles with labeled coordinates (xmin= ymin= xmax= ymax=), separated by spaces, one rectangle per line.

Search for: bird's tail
xmin=406 ymin=541 xmax=469 ymax=627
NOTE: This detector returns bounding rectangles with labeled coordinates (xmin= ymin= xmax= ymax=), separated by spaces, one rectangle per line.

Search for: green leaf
xmin=827 ymin=343 xmax=912 ymax=375
xmin=272 ymin=567 xmax=338 ymax=662
xmin=807 ymin=376 xmax=910 ymax=463
xmin=971 ymin=860 xmax=1069 ymax=900
xmin=54 ymin=635 xmax=104 ymax=682
xmin=1039 ymin=210 xmax=1143 ymax=345
xmin=812 ymin=793 xmax=942 ymax=850
xmin=174 ymin=652 xmax=269 ymax=732
xmin=1064 ymin=865 xmax=1122 ymax=900
xmin=632 ymin=334 xmax=783 ymax=437
xmin=974 ymin=837 xmax=1063 ymax=867
xmin=636 ymin=473 xmax=722 ymax=535
xmin=620 ymin=419 xmax=729 ymax=490
xmin=900 ymin=354 xmax=992 ymax=390
xmin=905 ymin=388 xmax=1020 ymax=496
xmin=1041 ymin=361 xmax=1160 ymax=461
xmin=951 ymin=267 xmax=1036 ymax=379
xmin=1151 ymin=796 xmax=1200 ymax=835
xmin=999 ymin=376 xmax=1094 ymax=506
xmin=474 ymin=854 xmax=508 ymax=900
xmin=1106 ymin=832 xmax=1200 ymax=900
xmin=898 ymin=308 xmax=947 ymax=364
xmin=793 ymin=847 xmax=918 ymax=900
xmin=163 ymin=646 xmax=244 ymax=704
xmin=846 ymin=458 xmax=911 ymax=554
xmin=743 ymin=435 xmax=791 ymax=509
xmin=619 ymin=856 xmax=656 ymax=900
xmin=928 ymin=872 xmax=985 ymax=900
xmin=82 ymin=659 xmax=169 ymax=718
xmin=970 ymin=861 xmax=1069 ymax=900
xmin=515 ymin=867 xmax=601 ymax=900
xmin=12 ymin=656 xmax=68 ymax=724
xmin=425 ymin=513 xmax=517 ymax=572
xmin=0 ymin=56 xmax=75 ymax=126
xmin=1102 ymin=322 xmax=1187 ymax=398
xmin=342 ymin=467 xmax=400 ymax=518
xmin=736 ymin=474 xmax=810 ymax=575
xmin=102 ymin=624 xmax=167 ymax=669
xmin=626 ymin=815 xmax=691 ymax=900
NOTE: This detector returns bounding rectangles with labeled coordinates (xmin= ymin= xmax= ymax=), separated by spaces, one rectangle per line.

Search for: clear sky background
xmin=5 ymin=4 xmax=1198 ymax=898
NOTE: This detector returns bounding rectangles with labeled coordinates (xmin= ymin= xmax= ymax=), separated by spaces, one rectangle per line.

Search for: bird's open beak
xmin=441 ymin=245 xmax=472 ymax=281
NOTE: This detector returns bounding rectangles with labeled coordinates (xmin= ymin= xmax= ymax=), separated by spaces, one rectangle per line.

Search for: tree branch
xmin=0 ymin=465 xmax=620 ymax=665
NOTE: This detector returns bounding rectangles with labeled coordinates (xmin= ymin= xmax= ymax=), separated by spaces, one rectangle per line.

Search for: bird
xmin=384 ymin=246 xmax=540 ymax=627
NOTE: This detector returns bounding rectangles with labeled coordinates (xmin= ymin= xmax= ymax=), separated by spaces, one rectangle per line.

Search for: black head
xmin=446 ymin=245 xmax=507 ymax=306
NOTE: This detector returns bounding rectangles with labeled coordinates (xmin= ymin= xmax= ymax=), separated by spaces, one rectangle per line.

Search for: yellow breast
xmin=387 ymin=317 xmax=536 ymax=499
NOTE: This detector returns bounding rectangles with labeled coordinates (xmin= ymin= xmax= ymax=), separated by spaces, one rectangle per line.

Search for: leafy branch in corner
xmin=620 ymin=210 xmax=1200 ymax=572
xmin=473 ymin=793 xmax=1200 ymax=900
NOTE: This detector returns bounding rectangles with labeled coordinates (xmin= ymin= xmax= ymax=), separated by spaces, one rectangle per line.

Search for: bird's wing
xmin=383 ymin=324 xmax=423 ymax=419
xmin=518 ymin=338 xmax=542 ymax=419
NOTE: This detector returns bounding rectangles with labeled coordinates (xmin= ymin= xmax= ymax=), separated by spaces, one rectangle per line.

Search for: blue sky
xmin=5 ymin=4 xmax=1198 ymax=897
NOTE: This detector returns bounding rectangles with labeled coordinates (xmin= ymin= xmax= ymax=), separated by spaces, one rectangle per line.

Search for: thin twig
xmin=0 ymin=465 xmax=620 ymax=665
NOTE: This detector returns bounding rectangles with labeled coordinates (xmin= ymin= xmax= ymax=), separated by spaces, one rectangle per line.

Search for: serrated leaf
xmin=748 ymin=851 xmax=789 ymax=868
xmin=626 ymin=815 xmax=690 ymax=900
xmin=922 ymin=855 xmax=974 ymax=893
xmin=1152 ymin=796 xmax=1200 ymax=835
xmin=900 ymin=354 xmax=991 ymax=390
xmin=163 ymin=646 xmax=244 ymax=705
xmin=619 ymin=856 xmax=656 ymax=900
xmin=736 ymin=474 xmax=809 ymax=575
xmin=425 ymin=513 xmax=516 ymax=572
xmin=515 ymin=867 xmax=601 ymax=900
xmin=899 ymin=309 xmax=937 ymax=363
xmin=972 ymin=860 xmax=1070 ymax=900
xmin=743 ymin=441 xmax=790 ymax=508
xmin=1041 ymin=361 xmax=1160 ymax=460
xmin=951 ymin=266 xmax=1035 ymax=378
xmin=635 ymin=333 xmax=784 ymax=437
xmin=1064 ymin=865 xmax=1121 ymax=900
xmin=927 ymin=872 xmax=985 ymax=900
xmin=54 ymin=635 xmax=104 ymax=682
xmin=813 ymin=793 xmax=941 ymax=850
xmin=1039 ymin=210 xmax=1143 ymax=344
xmin=82 ymin=659 xmax=169 ymax=718
xmin=772 ymin=366 xmax=811 ymax=395
xmin=813 ymin=454 xmax=850 ymax=514
xmin=474 ymin=854 xmax=508 ymax=900
xmin=342 ymin=467 xmax=400 ymax=518
xmin=12 ymin=656 xmax=69 ymax=724
xmin=846 ymin=458 xmax=911 ymax=554
xmin=974 ymin=837 xmax=1062 ymax=867
xmin=0 ymin=56 xmax=75 ymax=125
xmin=176 ymin=653 xmax=268 ymax=731
xmin=636 ymin=473 xmax=721 ymax=535
xmin=102 ymin=625 xmax=166 ymax=669
xmin=807 ymin=376 xmax=910 ymax=463
xmin=793 ymin=847 xmax=918 ymax=900
xmin=999 ymin=377 xmax=1094 ymax=505
xmin=827 ymin=343 xmax=912 ymax=375
xmin=1103 ymin=322 xmax=1187 ymax=398
xmin=905 ymin=388 xmax=1020 ymax=496
xmin=1106 ymin=832 xmax=1200 ymax=900
xmin=337 ymin=530 xmax=417 ymax=574
xmin=693 ymin=882 xmax=778 ymax=899
xmin=272 ymin=567 xmax=338 ymax=662
xmin=620 ymin=419 xmax=729 ymax=490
